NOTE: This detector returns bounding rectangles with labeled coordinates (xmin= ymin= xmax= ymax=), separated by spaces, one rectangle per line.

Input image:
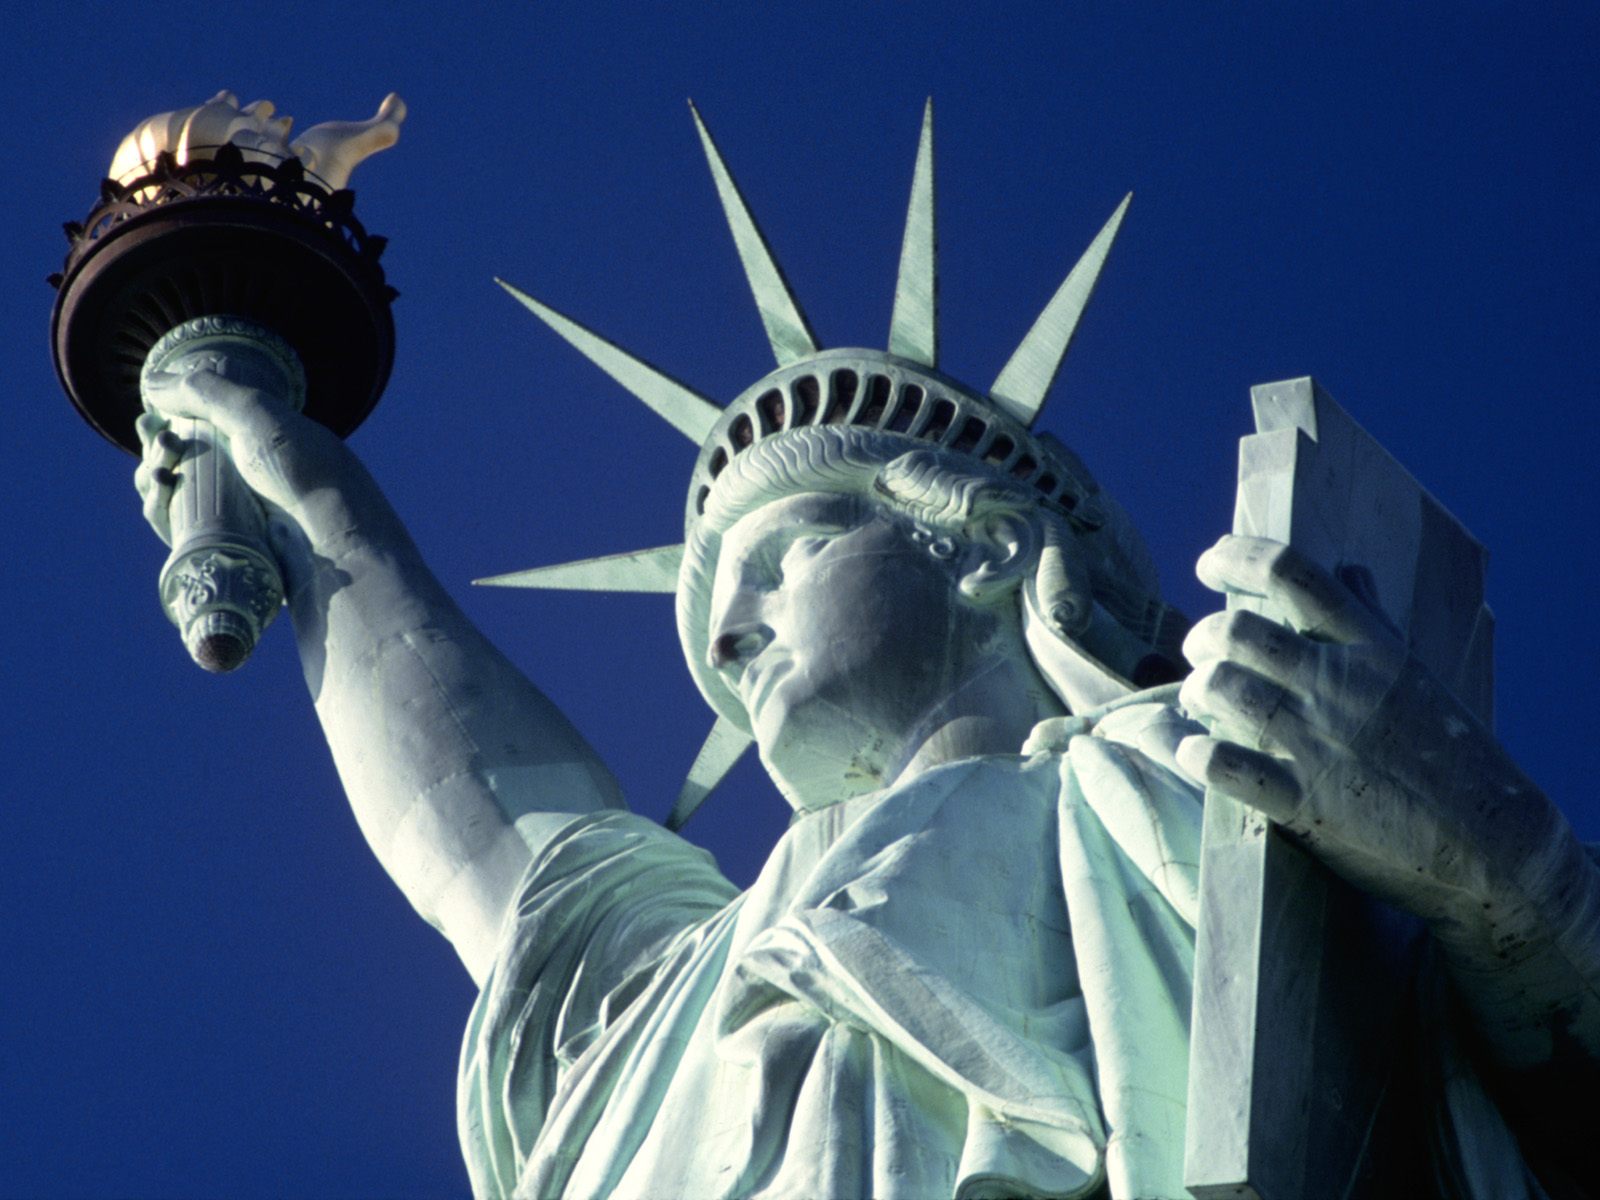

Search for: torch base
xmin=49 ymin=147 xmax=396 ymax=455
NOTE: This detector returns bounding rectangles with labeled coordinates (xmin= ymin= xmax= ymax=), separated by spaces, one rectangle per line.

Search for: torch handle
xmin=156 ymin=416 xmax=284 ymax=672
xmin=142 ymin=316 xmax=307 ymax=674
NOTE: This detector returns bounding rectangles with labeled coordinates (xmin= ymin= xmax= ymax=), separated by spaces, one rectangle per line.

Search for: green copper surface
xmin=475 ymin=542 xmax=684 ymax=593
xmin=689 ymin=102 xmax=820 ymax=367
xmin=989 ymin=193 xmax=1131 ymax=427
xmin=496 ymin=281 xmax=720 ymax=443
xmin=666 ymin=715 xmax=753 ymax=831
xmin=888 ymin=99 xmax=938 ymax=367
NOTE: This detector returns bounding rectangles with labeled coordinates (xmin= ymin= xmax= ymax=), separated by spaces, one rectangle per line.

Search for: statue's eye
xmin=779 ymin=535 xmax=833 ymax=575
xmin=746 ymin=542 xmax=787 ymax=590
xmin=747 ymin=528 xmax=843 ymax=591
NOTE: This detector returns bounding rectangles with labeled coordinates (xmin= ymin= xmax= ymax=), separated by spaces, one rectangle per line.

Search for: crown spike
xmin=988 ymin=193 xmax=1132 ymax=427
xmin=688 ymin=101 xmax=820 ymax=367
xmin=888 ymin=99 xmax=937 ymax=367
xmin=474 ymin=544 xmax=684 ymax=593
xmin=496 ymin=279 xmax=721 ymax=443
xmin=667 ymin=715 xmax=753 ymax=831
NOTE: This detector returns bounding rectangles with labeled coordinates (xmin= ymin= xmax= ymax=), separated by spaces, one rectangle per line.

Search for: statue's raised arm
xmin=136 ymin=361 xmax=626 ymax=983
xmin=100 ymin=92 xmax=628 ymax=986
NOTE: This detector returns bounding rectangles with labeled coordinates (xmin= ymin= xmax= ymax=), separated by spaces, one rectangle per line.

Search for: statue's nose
xmin=709 ymin=627 xmax=770 ymax=670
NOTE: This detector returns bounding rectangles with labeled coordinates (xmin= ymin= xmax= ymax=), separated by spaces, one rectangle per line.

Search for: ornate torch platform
xmin=49 ymin=94 xmax=402 ymax=671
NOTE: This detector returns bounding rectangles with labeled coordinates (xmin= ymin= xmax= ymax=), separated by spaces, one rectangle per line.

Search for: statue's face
xmin=707 ymin=490 xmax=985 ymax=807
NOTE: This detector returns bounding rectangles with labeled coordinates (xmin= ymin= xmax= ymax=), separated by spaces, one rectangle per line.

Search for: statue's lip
xmin=741 ymin=658 xmax=791 ymax=715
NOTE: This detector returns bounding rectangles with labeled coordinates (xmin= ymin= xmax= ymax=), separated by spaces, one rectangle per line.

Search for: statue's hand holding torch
xmin=51 ymin=91 xmax=403 ymax=673
xmin=136 ymin=320 xmax=306 ymax=670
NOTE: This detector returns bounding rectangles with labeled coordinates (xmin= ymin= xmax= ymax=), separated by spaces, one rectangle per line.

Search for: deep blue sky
xmin=4 ymin=3 xmax=1597 ymax=1196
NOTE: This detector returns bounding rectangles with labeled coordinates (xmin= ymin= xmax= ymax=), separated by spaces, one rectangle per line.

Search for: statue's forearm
xmin=1398 ymin=695 xmax=1600 ymax=1109
xmin=275 ymin=436 xmax=624 ymax=982
xmin=1434 ymin=833 xmax=1600 ymax=1056
xmin=1318 ymin=655 xmax=1600 ymax=1081
xmin=1431 ymin=835 xmax=1600 ymax=1165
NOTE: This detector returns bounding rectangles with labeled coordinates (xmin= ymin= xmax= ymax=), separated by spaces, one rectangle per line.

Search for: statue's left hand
xmin=1176 ymin=534 xmax=1600 ymax=1088
xmin=1175 ymin=533 xmax=1543 ymax=925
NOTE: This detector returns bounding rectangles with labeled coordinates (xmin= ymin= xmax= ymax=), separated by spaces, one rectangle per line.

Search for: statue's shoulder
xmin=1022 ymin=681 xmax=1195 ymax=760
xmin=1020 ymin=681 xmax=1205 ymax=929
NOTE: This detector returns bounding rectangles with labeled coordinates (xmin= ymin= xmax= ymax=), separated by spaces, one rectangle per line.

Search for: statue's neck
xmin=887 ymin=652 xmax=1064 ymax=790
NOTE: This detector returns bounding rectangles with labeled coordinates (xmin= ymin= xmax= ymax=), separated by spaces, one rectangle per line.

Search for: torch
xmin=49 ymin=91 xmax=403 ymax=671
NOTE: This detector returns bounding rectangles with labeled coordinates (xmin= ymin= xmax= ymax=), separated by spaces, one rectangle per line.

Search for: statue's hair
xmin=679 ymin=425 xmax=1176 ymax=731
xmin=875 ymin=448 xmax=1031 ymax=530
xmin=699 ymin=426 xmax=917 ymax=533
xmin=701 ymin=427 xmax=1155 ymax=602
xmin=699 ymin=425 xmax=1023 ymax=533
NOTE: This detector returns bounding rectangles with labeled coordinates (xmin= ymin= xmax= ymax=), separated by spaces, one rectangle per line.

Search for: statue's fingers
xmin=1183 ymin=608 xmax=1316 ymax=693
xmin=1196 ymin=535 xmax=1387 ymax=645
xmin=140 ymin=366 xmax=243 ymax=425
xmin=139 ymin=366 xmax=186 ymax=395
xmin=1175 ymin=735 xmax=1302 ymax=823
xmin=135 ymin=410 xmax=169 ymax=452
xmin=138 ymin=369 xmax=200 ymax=422
xmin=149 ymin=429 xmax=184 ymax=476
xmin=1179 ymin=659 xmax=1317 ymax=759
xmin=138 ymin=427 xmax=163 ymax=474
xmin=138 ymin=465 xmax=177 ymax=546
xmin=138 ymin=422 xmax=184 ymax=509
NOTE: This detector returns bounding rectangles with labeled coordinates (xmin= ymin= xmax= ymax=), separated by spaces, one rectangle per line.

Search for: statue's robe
xmin=458 ymin=698 xmax=1548 ymax=1199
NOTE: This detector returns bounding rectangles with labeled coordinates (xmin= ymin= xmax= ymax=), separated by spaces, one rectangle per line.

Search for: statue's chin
xmin=753 ymin=699 xmax=898 ymax=813
xmin=766 ymin=763 xmax=886 ymax=814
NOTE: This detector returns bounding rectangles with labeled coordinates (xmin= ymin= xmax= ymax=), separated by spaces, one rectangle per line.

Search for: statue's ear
xmin=957 ymin=510 xmax=1039 ymax=605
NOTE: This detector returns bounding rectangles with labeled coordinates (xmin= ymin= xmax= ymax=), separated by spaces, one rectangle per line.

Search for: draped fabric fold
xmin=456 ymin=700 xmax=1545 ymax=1199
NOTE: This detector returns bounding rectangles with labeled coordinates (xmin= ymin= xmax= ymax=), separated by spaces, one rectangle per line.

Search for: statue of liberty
xmin=131 ymin=101 xmax=1597 ymax=1198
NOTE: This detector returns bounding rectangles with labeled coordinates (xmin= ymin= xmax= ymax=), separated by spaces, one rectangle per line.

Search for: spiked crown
xmin=482 ymin=102 xmax=1178 ymax=828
